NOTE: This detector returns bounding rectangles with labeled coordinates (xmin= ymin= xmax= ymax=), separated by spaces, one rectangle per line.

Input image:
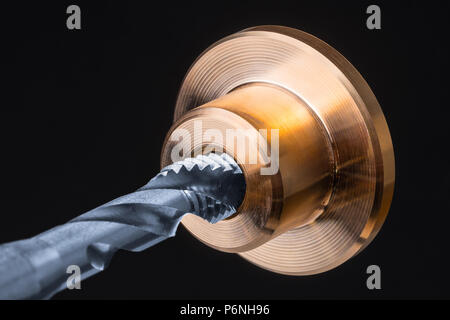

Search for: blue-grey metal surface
xmin=0 ymin=153 xmax=245 ymax=299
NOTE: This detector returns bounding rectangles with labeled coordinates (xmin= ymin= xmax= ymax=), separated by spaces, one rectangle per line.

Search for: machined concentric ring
xmin=163 ymin=26 xmax=395 ymax=275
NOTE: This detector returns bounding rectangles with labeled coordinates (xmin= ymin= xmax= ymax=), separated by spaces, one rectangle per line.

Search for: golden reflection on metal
xmin=160 ymin=26 xmax=395 ymax=275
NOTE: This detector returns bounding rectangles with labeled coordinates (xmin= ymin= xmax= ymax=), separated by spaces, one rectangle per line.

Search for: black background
xmin=0 ymin=1 xmax=449 ymax=299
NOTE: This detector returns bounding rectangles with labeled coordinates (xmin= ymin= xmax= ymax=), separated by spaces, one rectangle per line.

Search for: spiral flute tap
xmin=0 ymin=153 xmax=245 ymax=299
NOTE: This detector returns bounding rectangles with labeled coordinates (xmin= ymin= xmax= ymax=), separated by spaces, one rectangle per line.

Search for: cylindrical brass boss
xmin=160 ymin=26 xmax=395 ymax=275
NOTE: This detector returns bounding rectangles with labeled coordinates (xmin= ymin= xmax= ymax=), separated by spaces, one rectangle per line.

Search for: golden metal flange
xmin=160 ymin=26 xmax=395 ymax=275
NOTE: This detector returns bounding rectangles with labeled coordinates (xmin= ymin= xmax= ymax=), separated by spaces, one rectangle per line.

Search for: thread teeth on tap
xmin=156 ymin=153 xmax=240 ymax=176
xmin=141 ymin=153 xmax=246 ymax=213
xmin=184 ymin=191 xmax=232 ymax=223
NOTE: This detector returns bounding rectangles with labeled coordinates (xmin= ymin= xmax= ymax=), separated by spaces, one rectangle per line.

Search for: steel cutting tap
xmin=0 ymin=154 xmax=245 ymax=299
